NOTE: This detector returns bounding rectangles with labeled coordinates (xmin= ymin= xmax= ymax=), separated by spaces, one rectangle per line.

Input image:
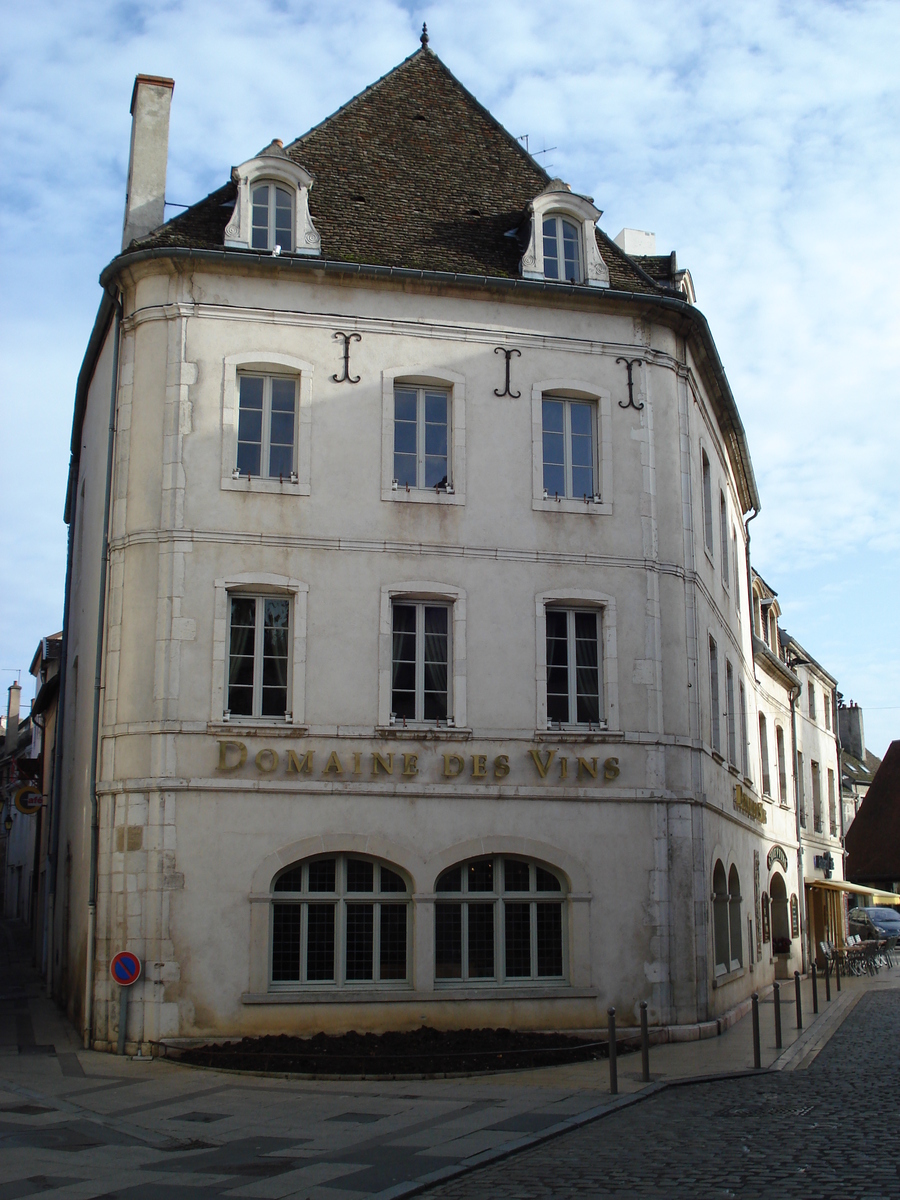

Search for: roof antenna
xmin=420 ymin=22 xmax=429 ymax=46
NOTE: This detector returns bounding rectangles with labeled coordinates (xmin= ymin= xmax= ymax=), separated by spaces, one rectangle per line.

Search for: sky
xmin=1 ymin=0 xmax=898 ymax=756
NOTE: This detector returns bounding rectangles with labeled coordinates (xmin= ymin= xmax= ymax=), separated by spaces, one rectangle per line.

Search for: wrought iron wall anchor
xmin=332 ymin=331 xmax=361 ymax=383
xmin=493 ymin=346 xmax=521 ymax=397
xmin=616 ymin=356 xmax=644 ymax=409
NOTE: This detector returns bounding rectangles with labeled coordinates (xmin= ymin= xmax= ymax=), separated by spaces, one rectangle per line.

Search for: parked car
xmin=848 ymin=906 xmax=900 ymax=940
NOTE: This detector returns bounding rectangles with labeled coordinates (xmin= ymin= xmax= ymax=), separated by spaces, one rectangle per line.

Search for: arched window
xmin=770 ymin=871 xmax=790 ymax=953
xmin=251 ymin=182 xmax=293 ymax=252
xmin=434 ymin=856 xmax=566 ymax=984
xmin=271 ymin=854 xmax=410 ymax=987
xmin=712 ymin=860 xmax=730 ymax=974
xmin=542 ymin=216 xmax=582 ymax=282
xmin=728 ymin=865 xmax=743 ymax=970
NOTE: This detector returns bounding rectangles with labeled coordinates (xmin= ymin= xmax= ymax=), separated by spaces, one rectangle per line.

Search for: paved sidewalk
xmin=0 ymin=919 xmax=896 ymax=1199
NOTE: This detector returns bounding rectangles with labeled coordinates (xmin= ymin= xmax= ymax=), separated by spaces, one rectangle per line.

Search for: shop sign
xmin=790 ymin=894 xmax=800 ymax=938
xmin=767 ymin=845 xmax=788 ymax=872
xmin=734 ymin=783 xmax=767 ymax=824
xmin=13 ymin=786 xmax=42 ymax=815
xmin=216 ymin=740 xmax=621 ymax=784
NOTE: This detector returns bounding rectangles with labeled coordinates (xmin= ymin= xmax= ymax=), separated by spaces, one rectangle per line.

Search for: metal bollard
xmin=794 ymin=970 xmax=803 ymax=1029
xmin=773 ymin=981 xmax=782 ymax=1049
xmin=835 ymin=954 xmax=841 ymax=992
xmin=811 ymin=962 xmax=818 ymax=1014
xmin=751 ymin=993 xmax=761 ymax=1069
xmin=824 ymin=957 xmax=831 ymax=1002
xmin=607 ymin=1006 xmax=617 ymax=1095
xmin=640 ymin=1000 xmax=650 ymax=1083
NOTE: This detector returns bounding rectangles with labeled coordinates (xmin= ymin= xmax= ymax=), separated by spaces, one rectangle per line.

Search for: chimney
xmin=122 ymin=74 xmax=175 ymax=250
xmin=614 ymin=228 xmax=657 ymax=256
xmin=839 ymin=704 xmax=865 ymax=762
xmin=5 ymin=682 xmax=21 ymax=756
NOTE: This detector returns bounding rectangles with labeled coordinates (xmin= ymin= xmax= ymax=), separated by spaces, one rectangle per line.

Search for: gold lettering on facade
xmin=353 ymin=752 xmax=362 ymax=775
xmin=286 ymin=749 xmax=314 ymax=774
xmin=322 ymin=751 xmax=343 ymax=775
xmin=529 ymin=748 xmax=556 ymax=778
xmin=442 ymin=753 xmax=465 ymax=777
xmin=559 ymin=756 xmax=568 ymax=779
xmin=577 ymin=756 xmax=598 ymax=779
xmin=604 ymin=756 xmax=620 ymax=780
xmin=402 ymin=753 xmax=418 ymax=776
xmin=493 ymin=754 xmax=510 ymax=778
xmin=255 ymin=748 xmax=278 ymax=773
xmin=471 ymin=754 xmax=487 ymax=777
xmin=372 ymin=752 xmax=394 ymax=775
xmin=217 ymin=740 xmax=247 ymax=771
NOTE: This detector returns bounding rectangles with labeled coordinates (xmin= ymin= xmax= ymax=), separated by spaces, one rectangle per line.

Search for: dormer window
xmin=251 ymin=182 xmax=293 ymax=252
xmin=542 ymin=216 xmax=582 ymax=282
xmin=521 ymin=179 xmax=609 ymax=288
xmin=225 ymin=140 xmax=320 ymax=257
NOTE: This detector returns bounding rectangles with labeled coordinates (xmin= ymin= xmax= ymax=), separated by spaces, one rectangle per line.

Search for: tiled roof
xmin=133 ymin=47 xmax=660 ymax=294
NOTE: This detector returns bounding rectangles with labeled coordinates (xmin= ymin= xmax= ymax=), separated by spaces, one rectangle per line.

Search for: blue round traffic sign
xmin=110 ymin=951 xmax=141 ymax=986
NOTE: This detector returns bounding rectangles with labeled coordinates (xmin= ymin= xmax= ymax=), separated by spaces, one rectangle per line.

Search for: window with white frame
xmin=808 ymin=682 xmax=816 ymax=721
xmin=701 ymin=450 xmax=714 ymax=555
xmin=776 ymin=725 xmax=788 ymax=805
xmin=545 ymin=607 xmax=602 ymax=727
xmin=726 ymin=660 xmax=737 ymax=766
xmin=251 ymin=181 xmax=293 ymax=252
xmin=542 ymin=397 xmax=596 ymax=500
xmin=391 ymin=601 xmax=450 ymax=723
xmin=435 ymin=856 xmax=566 ymax=984
xmin=720 ymin=492 xmax=730 ymax=586
xmin=828 ymin=768 xmax=837 ymax=834
xmin=227 ymin=595 xmax=290 ymax=718
xmin=271 ymin=855 xmax=410 ymax=987
xmin=812 ymin=759 xmax=822 ymax=833
xmin=709 ymin=636 xmax=721 ymax=753
xmin=798 ymin=751 xmax=806 ymax=828
xmin=759 ymin=713 xmax=771 ymax=796
xmin=542 ymin=215 xmax=582 ymax=282
xmin=739 ymin=680 xmax=749 ymax=776
xmin=236 ymin=374 xmax=297 ymax=480
xmin=824 ymin=691 xmax=832 ymax=731
xmin=393 ymin=386 xmax=450 ymax=491
xmin=732 ymin=529 xmax=741 ymax=613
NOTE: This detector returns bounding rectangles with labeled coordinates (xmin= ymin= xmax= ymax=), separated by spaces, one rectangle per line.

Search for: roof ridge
xmin=287 ymin=45 xmax=550 ymax=185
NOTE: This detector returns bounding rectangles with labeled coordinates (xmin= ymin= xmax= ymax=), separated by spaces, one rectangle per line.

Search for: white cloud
xmin=1 ymin=0 xmax=897 ymax=748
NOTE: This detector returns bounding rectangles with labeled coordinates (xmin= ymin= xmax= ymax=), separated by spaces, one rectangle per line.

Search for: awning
xmin=804 ymin=878 xmax=900 ymax=904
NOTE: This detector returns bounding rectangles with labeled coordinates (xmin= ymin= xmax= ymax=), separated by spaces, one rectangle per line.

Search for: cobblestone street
xmin=420 ymin=988 xmax=900 ymax=1200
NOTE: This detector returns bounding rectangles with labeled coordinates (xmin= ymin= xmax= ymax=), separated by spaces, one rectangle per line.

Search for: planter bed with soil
xmin=175 ymin=1026 xmax=630 ymax=1077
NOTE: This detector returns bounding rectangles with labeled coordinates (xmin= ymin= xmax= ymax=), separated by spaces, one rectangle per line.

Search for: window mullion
xmin=416 ymin=389 xmax=425 ymax=489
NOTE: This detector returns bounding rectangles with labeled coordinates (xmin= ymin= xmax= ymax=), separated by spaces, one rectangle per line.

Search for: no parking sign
xmin=110 ymin=951 xmax=141 ymax=987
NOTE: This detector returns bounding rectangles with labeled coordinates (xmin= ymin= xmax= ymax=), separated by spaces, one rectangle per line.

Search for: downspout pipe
xmin=83 ymin=292 xmax=122 ymax=1049
xmin=742 ymin=508 xmax=759 ymax=642
xmin=45 ymin=474 xmax=77 ymax=997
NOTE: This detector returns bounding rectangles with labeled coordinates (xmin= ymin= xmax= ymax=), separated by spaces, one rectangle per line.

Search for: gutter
xmin=90 ymin=244 xmax=761 ymax=515
xmin=83 ymin=291 xmax=122 ymax=1049
xmin=752 ymin=635 xmax=800 ymax=691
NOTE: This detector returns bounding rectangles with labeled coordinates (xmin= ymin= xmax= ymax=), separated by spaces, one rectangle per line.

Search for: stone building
xmin=54 ymin=38 xmax=826 ymax=1053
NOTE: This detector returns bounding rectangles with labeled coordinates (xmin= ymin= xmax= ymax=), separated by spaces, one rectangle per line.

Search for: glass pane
xmin=436 ymin=866 xmax=462 ymax=893
xmin=379 ymin=904 xmax=407 ymax=980
xmin=545 ymin=609 xmax=567 ymax=640
xmin=251 ymin=186 xmax=269 ymax=250
xmin=268 ymin=380 xmax=296 ymax=478
xmin=228 ymin=597 xmax=255 ymax=715
xmin=543 ymin=459 xmax=565 ymax=497
xmin=275 ymin=187 xmax=292 ymax=252
xmin=261 ymin=599 xmax=289 ymax=716
xmin=272 ymin=904 xmax=301 ymax=981
xmin=306 ymin=904 xmax=335 ymax=981
xmin=542 ymin=398 xmax=564 ymax=433
xmin=467 ymin=902 xmax=495 ymax=978
xmin=575 ymin=687 xmax=600 ymax=725
xmin=346 ymin=904 xmax=374 ymax=980
xmin=569 ymin=402 xmax=592 ymax=437
xmin=505 ymin=902 xmax=531 ymax=977
xmin=274 ymin=865 xmax=304 ymax=892
xmin=536 ymin=904 xmax=563 ymax=976
xmin=425 ymin=391 xmax=447 ymax=423
xmin=394 ymin=453 xmax=417 ymax=488
xmin=380 ymin=867 xmax=407 ymax=893
xmin=307 ymin=859 xmax=336 ymax=893
xmin=562 ymin=220 xmax=580 ymax=281
xmin=542 ymin=217 xmax=559 ymax=279
xmin=424 ymin=393 xmax=448 ymax=487
xmin=423 ymin=605 xmax=448 ymax=721
xmin=547 ymin=689 xmax=569 ymax=725
xmin=392 ymin=604 xmax=417 ymax=719
xmin=394 ymin=389 xmax=417 ymax=421
xmin=504 ymin=860 xmax=530 ymax=892
xmin=536 ymin=867 xmax=561 ymax=892
xmin=572 ymin=466 xmax=594 ymax=499
xmin=347 ymin=859 xmax=374 ymax=893
xmin=237 ymin=377 xmax=263 ymax=476
xmin=435 ymin=903 xmax=462 ymax=978
xmin=424 ymin=456 xmax=448 ymax=489
xmin=424 ymin=607 xmax=448 ymax=635
xmin=468 ymin=859 xmax=493 ymax=892
xmin=546 ymin=609 xmax=569 ymax=724
xmin=393 ymin=420 xmax=417 ymax=454
xmin=575 ymin=612 xmax=600 ymax=723
xmin=423 ymin=689 xmax=448 ymax=722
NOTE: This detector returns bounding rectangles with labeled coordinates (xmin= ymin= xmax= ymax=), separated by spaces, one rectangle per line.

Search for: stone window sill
xmin=242 ymin=985 xmax=597 ymax=1004
xmin=712 ymin=966 xmax=747 ymax=989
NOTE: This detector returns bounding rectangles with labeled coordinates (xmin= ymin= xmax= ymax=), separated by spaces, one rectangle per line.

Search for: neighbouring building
xmin=1 ymin=682 xmax=38 ymax=924
xmin=846 ymin=742 xmax=900 ymax=896
xmin=54 ymin=36 xmax=869 ymax=1054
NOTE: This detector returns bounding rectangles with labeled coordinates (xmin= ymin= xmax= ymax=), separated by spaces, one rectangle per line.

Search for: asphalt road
xmin=418 ymin=987 xmax=900 ymax=1200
